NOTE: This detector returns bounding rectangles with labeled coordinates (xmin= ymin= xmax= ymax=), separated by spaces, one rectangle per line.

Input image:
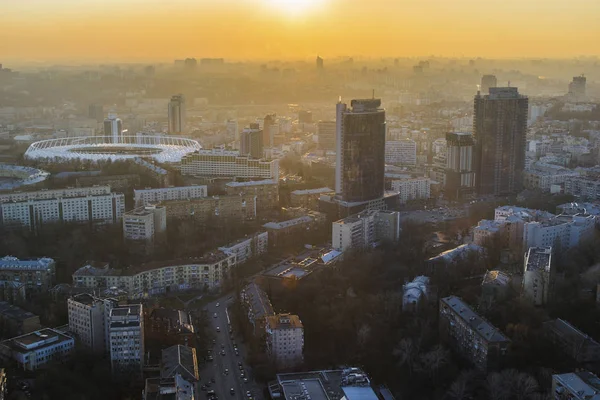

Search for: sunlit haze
xmin=1 ymin=0 xmax=599 ymax=62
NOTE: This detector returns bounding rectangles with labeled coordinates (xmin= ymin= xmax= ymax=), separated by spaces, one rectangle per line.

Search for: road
xmin=198 ymin=295 xmax=261 ymax=400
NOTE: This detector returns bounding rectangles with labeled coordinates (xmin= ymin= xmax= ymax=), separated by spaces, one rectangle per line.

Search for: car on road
xmin=212 ymin=339 xmax=216 ymax=345
xmin=230 ymin=388 xmax=235 ymax=395
xmin=243 ymin=378 xmax=249 ymax=383
xmin=235 ymin=350 xmax=240 ymax=356
xmin=238 ymin=361 xmax=243 ymax=367
xmin=216 ymin=326 xmax=220 ymax=332
xmin=220 ymin=350 xmax=226 ymax=356
xmin=201 ymin=385 xmax=208 ymax=391
xmin=224 ymin=369 xmax=229 ymax=375
xmin=246 ymin=391 xmax=252 ymax=398
xmin=213 ymin=313 xmax=218 ymax=318
xmin=240 ymin=372 xmax=245 ymax=379
xmin=221 ymin=344 xmax=225 ymax=349
xmin=207 ymin=390 xmax=215 ymax=396
xmin=207 ymin=355 xmax=214 ymax=361
xmin=216 ymin=303 xmax=220 ymax=307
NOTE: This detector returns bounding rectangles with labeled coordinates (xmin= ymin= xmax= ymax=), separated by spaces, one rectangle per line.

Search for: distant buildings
xmin=104 ymin=112 xmax=123 ymax=143
xmin=263 ymin=114 xmax=277 ymax=148
xmin=332 ymin=210 xmax=400 ymax=252
xmin=88 ymin=103 xmax=104 ymax=123
xmin=0 ymin=328 xmax=74 ymax=371
xmin=402 ymin=276 xmax=429 ymax=312
xmin=445 ymin=132 xmax=475 ymax=199
xmin=523 ymin=214 xmax=594 ymax=251
xmin=168 ymin=94 xmax=186 ymax=134
xmin=218 ymin=232 xmax=268 ymax=264
xmin=161 ymin=194 xmax=257 ymax=223
xmin=316 ymin=56 xmax=324 ymax=70
xmin=0 ymin=256 xmax=55 ymax=291
xmin=263 ymin=212 xmax=326 ymax=248
xmin=227 ymin=119 xmax=239 ymax=145
xmin=565 ymin=176 xmax=600 ymax=201
xmin=568 ymin=75 xmax=586 ymax=99
xmin=0 ymin=302 xmax=41 ymax=337
xmin=0 ymin=186 xmax=125 ymax=230
xmin=385 ymin=139 xmax=417 ymax=166
xmin=122 ymin=205 xmax=167 ymax=245
xmin=109 ymin=304 xmax=145 ymax=376
xmin=265 ymin=313 xmax=304 ymax=369
xmin=225 ymin=180 xmax=279 ymax=214
xmin=67 ymin=293 xmax=117 ymax=353
xmin=240 ymin=123 xmax=264 ymax=159
xmin=439 ymin=296 xmax=510 ymax=372
xmin=390 ymin=177 xmax=431 ymax=204
xmin=180 ymin=149 xmax=279 ymax=180
xmin=317 ymin=120 xmax=336 ymax=151
xmin=544 ymin=318 xmax=600 ymax=363
xmin=290 ymin=187 xmax=334 ymax=210
xmin=523 ymin=247 xmax=553 ymax=306
xmin=481 ymin=270 xmax=512 ymax=309
xmin=480 ymin=75 xmax=497 ymax=94
xmin=474 ymin=87 xmax=528 ymax=196
xmin=134 ymin=186 xmax=207 ymax=207
xmin=552 ymin=371 xmax=600 ymax=400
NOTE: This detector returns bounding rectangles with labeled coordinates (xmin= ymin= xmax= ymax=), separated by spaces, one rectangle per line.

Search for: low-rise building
xmin=403 ymin=276 xmax=429 ymax=312
xmin=0 ymin=328 xmax=74 ymax=371
xmin=332 ymin=210 xmax=401 ymax=252
xmin=0 ymin=302 xmax=41 ymax=337
xmin=523 ymin=247 xmax=553 ymax=306
xmin=148 ymin=309 xmax=195 ymax=347
xmin=76 ymin=174 xmax=140 ymax=192
xmin=162 ymin=194 xmax=257 ymax=223
xmin=481 ymin=270 xmax=512 ymax=309
xmin=391 ymin=177 xmax=431 ymax=204
xmin=565 ymin=176 xmax=600 ymax=201
xmin=544 ymin=318 xmax=600 ymax=363
xmin=143 ymin=374 xmax=195 ymax=400
xmin=265 ymin=313 xmax=304 ymax=370
xmin=134 ymin=186 xmax=207 ymax=207
xmin=439 ymin=296 xmax=510 ymax=372
xmin=241 ymin=282 xmax=274 ymax=335
xmin=263 ymin=212 xmax=326 ymax=248
xmin=109 ymin=304 xmax=145 ymax=376
xmin=225 ymin=180 xmax=279 ymax=214
xmin=552 ymin=371 xmax=600 ymax=400
xmin=0 ymin=256 xmax=55 ymax=291
xmin=67 ymin=293 xmax=117 ymax=353
xmin=290 ymin=187 xmax=335 ymax=210
xmin=218 ymin=232 xmax=268 ymax=264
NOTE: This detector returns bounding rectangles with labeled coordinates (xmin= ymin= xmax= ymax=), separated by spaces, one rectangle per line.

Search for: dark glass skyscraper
xmin=474 ymin=87 xmax=528 ymax=196
xmin=335 ymin=99 xmax=386 ymax=203
xmin=168 ymin=94 xmax=186 ymax=134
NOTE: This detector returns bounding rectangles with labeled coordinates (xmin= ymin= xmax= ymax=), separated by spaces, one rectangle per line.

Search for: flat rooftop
xmin=554 ymin=371 xmax=600 ymax=400
xmin=225 ymin=180 xmax=277 ymax=187
xmin=441 ymin=296 xmax=510 ymax=343
xmin=6 ymin=328 xmax=73 ymax=353
xmin=266 ymin=314 xmax=303 ymax=330
xmin=291 ymin=187 xmax=334 ymax=196
xmin=0 ymin=301 xmax=37 ymax=321
xmin=525 ymin=247 xmax=552 ymax=272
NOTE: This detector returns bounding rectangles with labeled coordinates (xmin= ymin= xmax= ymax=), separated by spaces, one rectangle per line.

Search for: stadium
xmin=0 ymin=165 xmax=50 ymax=191
xmin=24 ymin=136 xmax=201 ymax=164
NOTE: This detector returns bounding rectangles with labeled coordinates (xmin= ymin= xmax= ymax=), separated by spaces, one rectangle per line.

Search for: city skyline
xmin=2 ymin=0 xmax=600 ymax=62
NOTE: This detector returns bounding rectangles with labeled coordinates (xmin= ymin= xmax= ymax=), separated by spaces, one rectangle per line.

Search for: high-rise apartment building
xmin=390 ymin=178 xmax=431 ymax=204
xmin=109 ymin=304 xmax=145 ymax=377
xmin=122 ymin=205 xmax=167 ymax=243
xmin=168 ymin=94 xmax=186 ymax=134
xmin=88 ymin=104 xmax=104 ymax=123
xmin=68 ymin=294 xmax=118 ymax=353
xmin=241 ymin=123 xmax=264 ymax=159
xmin=445 ymin=132 xmax=475 ymax=199
xmin=335 ymin=99 xmax=386 ymax=202
xmin=104 ymin=112 xmax=123 ymax=143
xmin=227 ymin=119 xmax=239 ymax=146
xmin=263 ymin=114 xmax=277 ymax=148
xmin=480 ymin=75 xmax=497 ymax=94
xmin=474 ymin=87 xmax=528 ymax=196
xmin=568 ymin=75 xmax=586 ymax=98
xmin=265 ymin=314 xmax=304 ymax=369
xmin=317 ymin=121 xmax=336 ymax=151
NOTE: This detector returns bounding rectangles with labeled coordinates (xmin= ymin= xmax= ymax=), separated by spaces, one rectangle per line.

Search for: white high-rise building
xmin=385 ymin=139 xmax=417 ymax=165
xmin=265 ymin=314 xmax=304 ymax=369
xmin=109 ymin=304 xmax=144 ymax=376
xmin=391 ymin=178 xmax=431 ymax=204
xmin=523 ymin=247 xmax=552 ymax=306
xmin=133 ymin=186 xmax=207 ymax=207
xmin=122 ymin=205 xmax=167 ymax=243
xmin=104 ymin=112 xmax=123 ymax=144
xmin=67 ymin=294 xmax=118 ymax=353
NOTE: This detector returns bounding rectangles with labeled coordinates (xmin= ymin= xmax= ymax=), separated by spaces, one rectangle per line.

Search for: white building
xmin=265 ymin=314 xmax=304 ymax=369
xmin=385 ymin=139 xmax=417 ymax=166
xmin=104 ymin=112 xmax=123 ymax=144
xmin=523 ymin=214 xmax=595 ymax=251
xmin=68 ymin=293 xmax=118 ymax=353
xmin=332 ymin=210 xmax=400 ymax=252
xmin=218 ymin=232 xmax=268 ymax=264
xmin=0 ymin=328 xmax=74 ymax=371
xmin=180 ymin=149 xmax=279 ymax=180
xmin=565 ymin=176 xmax=600 ymax=201
xmin=523 ymin=247 xmax=552 ymax=306
xmin=0 ymin=186 xmax=124 ymax=230
xmin=123 ymin=205 xmax=167 ymax=243
xmin=109 ymin=304 xmax=144 ymax=376
xmin=73 ymin=253 xmax=237 ymax=296
xmin=403 ymin=276 xmax=429 ymax=312
xmin=133 ymin=186 xmax=207 ymax=207
xmin=552 ymin=371 xmax=600 ymax=400
xmin=0 ymin=256 xmax=55 ymax=290
xmin=391 ymin=178 xmax=431 ymax=204
xmin=473 ymin=220 xmax=506 ymax=246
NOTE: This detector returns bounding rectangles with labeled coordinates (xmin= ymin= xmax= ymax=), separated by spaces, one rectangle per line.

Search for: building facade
xmin=0 ymin=328 xmax=74 ymax=371
xmin=109 ymin=304 xmax=145 ymax=376
xmin=0 ymin=256 xmax=55 ymax=291
xmin=180 ymin=149 xmax=279 ymax=180
xmin=162 ymin=194 xmax=257 ymax=223
xmin=332 ymin=210 xmax=400 ymax=252
xmin=474 ymin=87 xmax=528 ymax=196
xmin=317 ymin=120 xmax=336 ymax=151
xmin=523 ymin=214 xmax=595 ymax=251
xmin=168 ymin=94 xmax=186 ymax=134
xmin=68 ymin=293 xmax=117 ymax=353
xmin=445 ymin=132 xmax=475 ymax=199
xmin=552 ymin=371 xmax=600 ymax=400
xmin=134 ymin=186 xmax=207 ymax=207
xmin=240 ymin=123 xmax=264 ymax=159
xmin=123 ymin=205 xmax=167 ymax=243
xmin=104 ymin=112 xmax=123 ymax=143
xmin=265 ymin=314 xmax=304 ymax=369
xmin=385 ymin=139 xmax=417 ymax=166
xmin=225 ymin=180 xmax=279 ymax=214
xmin=0 ymin=302 xmax=41 ymax=337
xmin=391 ymin=178 xmax=431 ymax=204
xmin=290 ymin=187 xmax=335 ymax=210
xmin=480 ymin=75 xmax=497 ymax=94
xmin=544 ymin=319 xmax=600 ymax=363
xmin=218 ymin=232 xmax=269 ymax=264
xmin=565 ymin=176 xmax=600 ymax=201
xmin=523 ymin=247 xmax=553 ymax=306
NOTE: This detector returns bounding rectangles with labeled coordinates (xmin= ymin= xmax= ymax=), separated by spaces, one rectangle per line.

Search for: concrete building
xmin=168 ymin=94 xmax=186 ymax=134
xmin=481 ymin=75 xmax=497 ymax=94
xmin=180 ymin=149 xmax=279 ymax=180
xmin=385 ymin=139 xmax=417 ymax=166
xmin=403 ymin=276 xmax=429 ymax=312
xmin=225 ymin=180 xmax=279 ymax=214
xmin=0 ymin=186 xmax=125 ymax=230
xmin=439 ymin=296 xmax=510 ymax=372
xmin=544 ymin=318 xmax=600 ymax=363
xmin=391 ymin=177 xmax=431 ymax=204
xmin=568 ymin=75 xmax=587 ymax=98
xmin=67 ymin=293 xmax=117 ymax=353
xmin=240 ymin=123 xmax=264 ymax=159
xmin=148 ymin=310 xmax=195 ymax=347
xmin=523 ymin=247 xmax=553 ymax=306
xmin=143 ymin=374 xmax=196 ymax=400
xmin=104 ymin=112 xmax=123 ymax=143
xmin=332 ymin=210 xmax=400 ymax=252
xmin=263 ymin=212 xmax=326 ymax=248
xmin=218 ymin=232 xmax=268 ymax=264
xmin=474 ymin=87 xmax=528 ymax=196
xmin=134 ymin=186 xmax=207 ymax=207
xmin=75 ymin=174 xmax=140 ymax=192
xmin=290 ymin=187 xmax=334 ymax=210
xmin=523 ymin=214 xmax=595 ymax=251
xmin=552 ymin=371 xmax=600 ymax=400
xmin=565 ymin=176 xmax=600 ymax=201
xmin=0 ymin=328 xmax=74 ymax=371
xmin=263 ymin=114 xmax=277 ymax=148
xmin=0 ymin=281 xmax=26 ymax=304
xmin=317 ymin=120 xmax=336 ymax=151
xmin=162 ymin=194 xmax=257 ymax=223
xmin=481 ymin=270 xmax=512 ymax=309
xmin=0 ymin=256 xmax=55 ymax=291
xmin=144 ymin=344 xmax=199 ymax=400
xmin=265 ymin=313 xmax=304 ymax=369
xmin=445 ymin=132 xmax=475 ymax=199
xmin=73 ymin=253 xmax=237 ymax=296
xmin=241 ymin=282 xmax=274 ymax=336
xmin=123 ymin=205 xmax=167 ymax=243
xmin=0 ymin=302 xmax=41 ymax=337
xmin=109 ymin=304 xmax=145 ymax=376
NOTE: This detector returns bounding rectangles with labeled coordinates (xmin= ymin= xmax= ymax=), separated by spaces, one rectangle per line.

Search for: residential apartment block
xmin=439 ymin=296 xmax=510 ymax=372
xmin=0 ymin=185 xmax=125 ymax=230
xmin=162 ymin=194 xmax=257 ymax=223
xmin=109 ymin=304 xmax=145 ymax=376
xmin=0 ymin=328 xmax=74 ymax=371
xmin=225 ymin=180 xmax=279 ymax=214
xmin=241 ymin=282 xmax=274 ymax=335
xmin=391 ymin=178 xmax=431 ymax=204
xmin=123 ymin=205 xmax=167 ymax=243
xmin=265 ymin=313 xmax=304 ymax=369
xmin=332 ymin=210 xmax=400 ymax=252
xmin=0 ymin=302 xmax=41 ymax=337
xmin=0 ymin=256 xmax=55 ymax=291
xmin=552 ymin=371 xmax=600 ymax=400
xmin=523 ymin=247 xmax=553 ymax=306
xmin=523 ymin=214 xmax=594 ymax=251
xmin=134 ymin=186 xmax=207 ymax=207
xmin=180 ymin=149 xmax=279 ymax=180
xmin=385 ymin=139 xmax=417 ymax=166
xmin=544 ymin=319 xmax=600 ymax=363
xmin=67 ymin=293 xmax=117 ymax=353
xmin=147 ymin=309 xmax=195 ymax=348
xmin=290 ymin=187 xmax=334 ymax=210
xmin=218 ymin=232 xmax=268 ymax=265
xmin=565 ymin=176 xmax=600 ymax=201
xmin=263 ymin=212 xmax=326 ymax=248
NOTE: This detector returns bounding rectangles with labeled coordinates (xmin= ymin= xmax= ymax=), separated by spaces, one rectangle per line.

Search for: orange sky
xmin=1 ymin=0 xmax=599 ymax=62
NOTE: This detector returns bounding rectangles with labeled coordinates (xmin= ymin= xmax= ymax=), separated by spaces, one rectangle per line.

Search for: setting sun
xmin=266 ymin=0 xmax=324 ymax=16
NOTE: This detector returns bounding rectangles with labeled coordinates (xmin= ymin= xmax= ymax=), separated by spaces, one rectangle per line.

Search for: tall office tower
xmin=316 ymin=56 xmax=324 ymax=70
xmin=481 ymin=75 xmax=497 ymax=94
xmin=168 ymin=94 xmax=186 ymax=134
xmin=568 ymin=75 xmax=586 ymax=98
xmin=88 ymin=104 xmax=104 ymax=123
xmin=109 ymin=304 xmax=144 ymax=377
xmin=263 ymin=114 xmax=276 ymax=147
xmin=474 ymin=87 xmax=528 ymax=196
xmin=445 ymin=132 xmax=475 ymax=199
xmin=227 ymin=119 xmax=239 ymax=145
xmin=317 ymin=120 xmax=336 ymax=151
xmin=104 ymin=112 xmax=123 ymax=143
xmin=335 ymin=99 xmax=386 ymax=202
xmin=240 ymin=123 xmax=264 ymax=159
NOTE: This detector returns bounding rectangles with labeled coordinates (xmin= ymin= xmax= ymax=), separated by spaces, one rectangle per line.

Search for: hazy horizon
xmin=2 ymin=0 xmax=600 ymax=63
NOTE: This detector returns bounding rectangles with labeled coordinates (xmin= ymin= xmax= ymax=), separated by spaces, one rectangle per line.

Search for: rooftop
xmin=291 ymin=187 xmax=334 ymax=196
xmin=263 ymin=215 xmax=313 ymax=230
xmin=428 ymin=243 xmax=484 ymax=263
xmin=161 ymin=345 xmax=199 ymax=383
xmin=441 ymin=296 xmax=510 ymax=343
xmin=267 ymin=313 xmax=303 ymax=330
xmin=553 ymin=371 xmax=600 ymax=400
xmin=475 ymin=219 xmax=504 ymax=233
xmin=545 ymin=318 xmax=600 ymax=348
xmin=4 ymin=328 xmax=73 ymax=353
xmin=241 ymin=282 xmax=274 ymax=320
xmin=0 ymin=302 xmax=37 ymax=321
xmin=225 ymin=179 xmax=278 ymax=187
xmin=275 ymin=368 xmax=374 ymax=400
xmin=0 ymin=256 xmax=55 ymax=271
xmin=525 ymin=247 xmax=552 ymax=272
xmin=482 ymin=270 xmax=511 ymax=286
xmin=124 ymin=205 xmax=165 ymax=217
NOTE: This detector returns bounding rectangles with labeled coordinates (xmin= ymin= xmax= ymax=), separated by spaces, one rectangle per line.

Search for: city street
xmin=198 ymin=296 xmax=261 ymax=400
